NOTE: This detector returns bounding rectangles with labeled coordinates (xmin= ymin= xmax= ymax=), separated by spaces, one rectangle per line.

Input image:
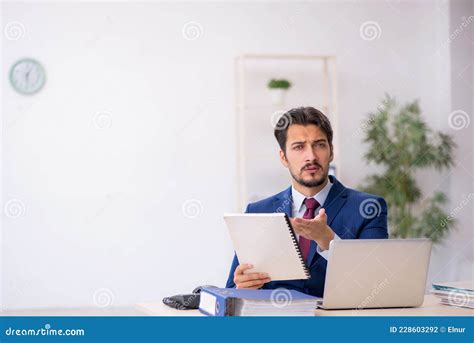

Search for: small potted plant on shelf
xmin=267 ymin=78 xmax=292 ymax=105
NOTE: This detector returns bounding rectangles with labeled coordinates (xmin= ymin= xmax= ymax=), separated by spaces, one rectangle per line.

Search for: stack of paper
xmin=431 ymin=281 xmax=474 ymax=309
xmin=234 ymin=297 xmax=318 ymax=316
xmin=199 ymin=287 xmax=319 ymax=316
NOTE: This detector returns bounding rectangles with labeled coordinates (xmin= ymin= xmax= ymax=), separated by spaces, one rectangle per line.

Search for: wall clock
xmin=9 ymin=58 xmax=46 ymax=95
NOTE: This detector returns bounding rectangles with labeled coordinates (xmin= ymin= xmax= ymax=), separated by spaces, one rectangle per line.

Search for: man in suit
xmin=225 ymin=107 xmax=388 ymax=297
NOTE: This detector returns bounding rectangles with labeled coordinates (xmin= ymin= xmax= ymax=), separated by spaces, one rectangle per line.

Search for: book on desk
xmin=431 ymin=280 xmax=474 ymax=309
xmin=199 ymin=287 xmax=318 ymax=316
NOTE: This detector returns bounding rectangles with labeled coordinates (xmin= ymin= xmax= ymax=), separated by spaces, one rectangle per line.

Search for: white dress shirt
xmin=291 ymin=178 xmax=340 ymax=260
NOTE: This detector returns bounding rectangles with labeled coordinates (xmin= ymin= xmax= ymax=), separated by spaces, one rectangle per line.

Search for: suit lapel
xmin=322 ymin=175 xmax=349 ymax=227
xmin=307 ymin=176 xmax=348 ymax=266
xmin=272 ymin=186 xmax=293 ymax=217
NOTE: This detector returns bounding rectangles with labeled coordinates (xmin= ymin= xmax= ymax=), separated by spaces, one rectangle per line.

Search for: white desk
xmin=136 ymin=294 xmax=473 ymax=316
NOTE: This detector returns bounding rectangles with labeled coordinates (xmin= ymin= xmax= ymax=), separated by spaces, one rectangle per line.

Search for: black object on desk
xmin=162 ymin=285 xmax=218 ymax=310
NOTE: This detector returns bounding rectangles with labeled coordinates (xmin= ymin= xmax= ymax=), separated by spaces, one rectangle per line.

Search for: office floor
xmin=0 ymin=307 xmax=143 ymax=316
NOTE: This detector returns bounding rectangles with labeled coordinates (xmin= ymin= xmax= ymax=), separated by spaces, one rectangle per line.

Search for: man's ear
xmin=279 ymin=149 xmax=289 ymax=167
xmin=329 ymin=145 xmax=334 ymax=163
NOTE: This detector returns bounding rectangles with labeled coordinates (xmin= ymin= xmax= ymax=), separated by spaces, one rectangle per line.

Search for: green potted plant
xmin=360 ymin=95 xmax=456 ymax=243
xmin=267 ymin=78 xmax=292 ymax=105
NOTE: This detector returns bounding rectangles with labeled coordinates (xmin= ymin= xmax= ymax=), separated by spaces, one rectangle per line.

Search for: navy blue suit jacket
xmin=225 ymin=175 xmax=388 ymax=297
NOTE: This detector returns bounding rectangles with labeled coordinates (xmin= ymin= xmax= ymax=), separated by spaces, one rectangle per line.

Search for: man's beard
xmin=290 ymin=163 xmax=328 ymax=188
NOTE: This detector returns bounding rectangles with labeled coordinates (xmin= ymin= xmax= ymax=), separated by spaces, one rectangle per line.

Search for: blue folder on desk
xmin=198 ymin=287 xmax=318 ymax=316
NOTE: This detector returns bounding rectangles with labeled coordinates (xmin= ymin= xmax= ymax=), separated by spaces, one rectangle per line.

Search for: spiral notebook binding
xmin=284 ymin=214 xmax=311 ymax=279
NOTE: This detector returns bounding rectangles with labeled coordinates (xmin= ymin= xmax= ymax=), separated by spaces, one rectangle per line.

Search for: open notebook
xmin=224 ymin=213 xmax=310 ymax=281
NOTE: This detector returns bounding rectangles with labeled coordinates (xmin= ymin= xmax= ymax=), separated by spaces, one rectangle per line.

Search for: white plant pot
xmin=268 ymin=88 xmax=287 ymax=106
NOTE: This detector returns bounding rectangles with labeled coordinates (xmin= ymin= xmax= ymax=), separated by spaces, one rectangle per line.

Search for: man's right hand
xmin=233 ymin=263 xmax=271 ymax=289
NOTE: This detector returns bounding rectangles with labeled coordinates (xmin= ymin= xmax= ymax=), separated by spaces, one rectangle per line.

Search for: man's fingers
xmin=237 ymin=278 xmax=271 ymax=289
xmin=236 ymin=272 xmax=269 ymax=283
xmin=294 ymin=227 xmax=303 ymax=235
xmin=234 ymin=263 xmax=270 ymax=286
xmin=246 ymin=284 xmax=267 ymax=290
xmin=293 ymin=223 xmax=309 ymax=235
xmin=294 ymin=217 xmax=314 ymax=227
xmin=241 ymin=272 xmax=269 ymax=282
xmin=235 ymin=263 xmax=253 ymax=275
xmin=296 ymin=217 xmax=325 ymax=231
xmin=317 ymin=208 xmax=327 ymax=220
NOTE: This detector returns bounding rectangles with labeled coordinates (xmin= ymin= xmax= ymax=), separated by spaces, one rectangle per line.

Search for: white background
xmin=1 ymin=0 xmax=472 ymax=309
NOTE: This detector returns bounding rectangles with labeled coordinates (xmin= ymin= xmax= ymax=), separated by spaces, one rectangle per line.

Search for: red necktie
xmin=299 ymin=198 xmax=320 ymax=262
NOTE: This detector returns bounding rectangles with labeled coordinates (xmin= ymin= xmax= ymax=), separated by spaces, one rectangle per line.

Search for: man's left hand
xmin=290 ymin=208 xmax=335 ymax=251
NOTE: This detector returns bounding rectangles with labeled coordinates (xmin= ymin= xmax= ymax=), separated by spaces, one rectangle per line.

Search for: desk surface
xmin=136 ymin=295 xmax=472 ymax=316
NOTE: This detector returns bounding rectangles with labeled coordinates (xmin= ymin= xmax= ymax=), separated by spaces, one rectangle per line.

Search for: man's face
xmin=279 ymin=124 xmax=333 ymax=188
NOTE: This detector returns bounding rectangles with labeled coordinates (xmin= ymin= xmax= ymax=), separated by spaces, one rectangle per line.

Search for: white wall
xmin=426 ymin=0 xmax=473 ymax=285
xmin=1 ymin=0 xmax=472 ymax=309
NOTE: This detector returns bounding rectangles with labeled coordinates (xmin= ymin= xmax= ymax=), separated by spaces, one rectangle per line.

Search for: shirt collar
xmin=291 ymin=178 xmax=333 ymax=213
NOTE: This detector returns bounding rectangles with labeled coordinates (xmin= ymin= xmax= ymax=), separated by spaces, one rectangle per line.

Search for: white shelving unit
xmin=234 ymin=54 xmax=338 ymax=211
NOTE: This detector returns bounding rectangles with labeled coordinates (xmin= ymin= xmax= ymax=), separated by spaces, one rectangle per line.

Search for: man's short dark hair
xmin=274 ymin=107 xmax=333 ymax=153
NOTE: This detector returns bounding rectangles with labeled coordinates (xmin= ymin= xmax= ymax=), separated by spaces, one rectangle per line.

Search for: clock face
xmin=9 ymin=58 xmax=46 ymax=95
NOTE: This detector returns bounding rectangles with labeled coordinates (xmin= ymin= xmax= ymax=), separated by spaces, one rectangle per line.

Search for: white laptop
xmin=317 ymin=238 xmax=432 ymax=309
